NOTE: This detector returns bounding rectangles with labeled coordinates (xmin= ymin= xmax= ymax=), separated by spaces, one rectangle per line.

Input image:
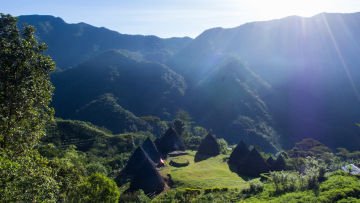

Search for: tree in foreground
xmin=0 ymin=13 xmax=59 ymax=202
xmin=0 ymin=13 xmax=55 ymax=154
xmin=70 ymin=173 xmax=120 ymax=203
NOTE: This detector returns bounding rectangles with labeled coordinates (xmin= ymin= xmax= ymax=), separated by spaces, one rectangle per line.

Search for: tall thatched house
xmin=155 ymin=127 xmax=185 ymax=156
xmin=194 ymin=133 xmax=220 ymax=162
xmin=142 ymin=137 xmax=161 ymax=164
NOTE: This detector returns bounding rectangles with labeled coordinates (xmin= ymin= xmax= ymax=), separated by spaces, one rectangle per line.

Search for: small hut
xmin=266 ymin=156 xmax=275 ymax=169
xmin=117 ymin=146 xmax=154 ymax=181
xmin=129 ymin=155 xmax=166 ymax=196
xmin=142 ymin=137 xmax=161 ymax=164
xmin=238 ymin=148 xmax=269 ymax=177
xmin=194 ymin=133 xmax=220 ymax=162
xmin=155 ymin=127 xmax=185 ymax=156
xmin=228 ymin=140 xmax=250 ymax=166
xmin=271 ymin=155 xmax=286 ymax=171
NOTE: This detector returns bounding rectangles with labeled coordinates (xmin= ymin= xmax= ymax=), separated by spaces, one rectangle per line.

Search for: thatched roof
xmin=271 ymin=155 xmax=286 ymax=171
xmin=237 ymin=148 xmax=269 ymax=177
xmin=129 ymin=155 xmax=165 ymax=195
xmin=142 ymin=137 xmax=161 ymax=164
xmin=194 ymin=133 xmax=220 ymax=162
xmin=120 ymin=146 xmax=155 ymax=177
xmin=266 ymin=156 xmax=275 ymax=167
xmin=228 ymin=140 xmax=249 ymax=166
xmin=155 ymin=127 xmax=185 ymax=156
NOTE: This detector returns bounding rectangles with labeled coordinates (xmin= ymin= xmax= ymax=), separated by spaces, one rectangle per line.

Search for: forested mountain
xmin=52 ymin=50 xmax=186 ymax=125
xmin=19 ymin=13 xmax=360 ymax=151
xmin=73 ymin=94 xmax=151 ymax=134
xmin=184 ymin=58 xmax=279 ymax=151
xmin=18 ymin=15 xmax=192 ymax=69
xmin=171 ymin=12 xmax=360 ymax=150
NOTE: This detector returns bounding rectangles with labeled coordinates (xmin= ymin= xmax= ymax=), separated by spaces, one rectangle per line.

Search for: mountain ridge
xmin=18 ymin=15 xmax=192 ymax=69
xmin=19 ymin=12 xmax=360 ymax=150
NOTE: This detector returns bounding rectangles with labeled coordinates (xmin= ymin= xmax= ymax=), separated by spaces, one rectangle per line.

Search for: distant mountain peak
xmin=18 ymin=14 xmax=192 ymax=68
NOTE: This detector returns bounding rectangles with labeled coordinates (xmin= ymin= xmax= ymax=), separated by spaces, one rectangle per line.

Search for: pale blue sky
xmin=1 ymin=0 xmax=360 ymax=38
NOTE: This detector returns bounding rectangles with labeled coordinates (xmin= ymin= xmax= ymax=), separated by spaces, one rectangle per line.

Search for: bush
xmin=174 ymin=189 xmax=202 ymax=202
xmin=204 ymin=187 xmax=228 ymax=194
xmin=337 ymin=197 xmax=360 ymax=203
xmin=318 ymin=172 xmax=360 ymax=202
xmin=0 ymin=152 xmax=59 ymax=202
xmin=217 ymin=138 xmax=229 ymax=154
xmin=268 ymin=157 xmax=328 ymax=196
xmin=119 ymin=190 xmax=150 ymax=203
xmin=185 ymin=188 xmax=202 ymax=196
xmin=86 ymin=162 xmax=108 ymax=175
xmin=245 ymin=179 xmax=264 ymax=195
xmin=270 ymin=171 xmax=300 ymax=194
xmin=70 ymin=173 xmax=120 ymax=203
xmin=305 ymin=167 xmax=320 ymax=191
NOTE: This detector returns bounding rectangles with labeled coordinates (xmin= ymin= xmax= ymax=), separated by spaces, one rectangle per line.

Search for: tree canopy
xmin=0 ymin=13 xmax=55 ymax=154
xmin=0 ymin=13 xmax=58 ymax=202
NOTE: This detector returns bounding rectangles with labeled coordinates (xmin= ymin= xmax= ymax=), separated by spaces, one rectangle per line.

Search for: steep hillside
xmin=18 ymin=15 xmax=192 ymax=69
xmin=44 ymin=119 xmax=149 ymax=156
xmin=172 ymin=13 xmax=360 ymax=150
xmin=52 ymin=50 xmax=186 ymax=123
xmin=19 ymin=13 xmax=360 ymax=150
xmin=185 ymin=58 xmax=279 ymax=151
xmin=74 ymin=94 xmax=150 ymax=134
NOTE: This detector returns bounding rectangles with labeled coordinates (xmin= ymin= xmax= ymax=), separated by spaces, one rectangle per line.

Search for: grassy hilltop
xmin=160 ymin=151 xmax=248 ymax=189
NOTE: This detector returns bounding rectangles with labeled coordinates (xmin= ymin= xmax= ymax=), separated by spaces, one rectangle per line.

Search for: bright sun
xmin=251 ymin=0 xmax=337 ymax=19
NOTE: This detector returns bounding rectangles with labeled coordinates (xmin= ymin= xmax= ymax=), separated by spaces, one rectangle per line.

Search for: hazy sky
xmin=1 ymin=0 xmax=360 ymax=38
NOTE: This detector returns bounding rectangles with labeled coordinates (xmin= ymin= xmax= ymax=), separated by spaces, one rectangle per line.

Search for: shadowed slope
xmin=74 ymin=93 xmax=150 ymax=134
xmin=52 ymin=50 xmax=186 ymax=121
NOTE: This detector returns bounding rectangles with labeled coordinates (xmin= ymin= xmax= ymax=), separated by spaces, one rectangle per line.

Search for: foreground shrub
xmin=242 ymin=179 xmax=264 ymax=195
xmin=119 ymin=190 xmax=150 ymax=203
xmin=153 ymin=188 xmax=240 ymax=202
xmin=318 ymin=173 xmax=360 ymax=202
xmin=270 ymin=171 xmax=300 ymax=194
xmin=0 ymin=152 xmax=59 ymax=202
xmin=70 ymin=173 xmax=120 ymax=203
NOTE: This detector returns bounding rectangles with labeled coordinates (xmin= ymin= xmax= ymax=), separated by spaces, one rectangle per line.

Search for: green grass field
xmin=159 ymin=151 xmax=248 ymax=189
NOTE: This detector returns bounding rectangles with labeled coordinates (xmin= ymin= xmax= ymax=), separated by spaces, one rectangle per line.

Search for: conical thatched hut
xmin=194 ymin=133 xmax=220 ymax=162
xmin=266 ymin=156 xmax=275 ymax=168
xmin=142 ymin=137 xmax=161 ymax=164
xmin=155 ymin=127 xmax=185 ymax=156
xmin=228 ymin=140 xmax=249 ymax=166
xmin=129 ymin=156 xmax=166 ymax=195
xmin=238 ymin=148 xmax=269 ymax=177
xmin=271 ymin=155 xmax=286 ymax=171
xmin=120 ymin=146 xmax=154 ymax=178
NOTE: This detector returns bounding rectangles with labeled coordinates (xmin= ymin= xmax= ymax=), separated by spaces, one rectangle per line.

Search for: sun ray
xmin=321 ymin=14 xmax=360 ymax=102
